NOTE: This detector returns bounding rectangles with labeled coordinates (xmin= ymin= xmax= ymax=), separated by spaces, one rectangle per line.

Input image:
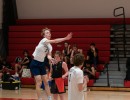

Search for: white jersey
xmin=32 ymin=38 xmax=52 ymax=62
xmin=68 ymin=66 xmax=84 ymax=100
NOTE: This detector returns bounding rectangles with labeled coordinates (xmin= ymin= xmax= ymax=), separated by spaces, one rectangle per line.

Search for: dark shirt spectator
xmin=0 ymin=58 xmax=13 ymax=81
xmin=83 ymin=60 xmax=95 ymax=79
xmin=2 ymin=59 xmax=12 ymax=69
xmin=87 ymin=43 xmax=98 ymax=68
xmin=62 ymin=42 xmax=72 ymax=65
xmin=14 ymin=50 xmax=32 ymax=76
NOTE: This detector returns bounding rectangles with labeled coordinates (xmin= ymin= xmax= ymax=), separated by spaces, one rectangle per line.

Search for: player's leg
xmin=30 ymin=60 xmax=43 ymax=100
xmin=59 ymin=94 xmax=64 ymax=100
xmin=42 ymin=74 xmax=52 ymax=100
xmin=34 ymin=75 xmax=42 ymax=99
xmin=53 ymin=94 xmax=58 ymax=100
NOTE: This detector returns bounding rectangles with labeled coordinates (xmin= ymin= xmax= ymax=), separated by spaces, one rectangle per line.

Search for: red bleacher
xmin=8 ymin=25 xmax=111 ymax=63
xmin=8 ymin=19 xmax=112 ymax=86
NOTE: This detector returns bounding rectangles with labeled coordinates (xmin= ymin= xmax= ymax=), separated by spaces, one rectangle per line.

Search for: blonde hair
xmin=55 ymin=51 xmax=62 ymax=57
xmin=41 ymin=27 xmax=51 ymax=36
xmin=54 ymin=51 xmax=63 ymax=60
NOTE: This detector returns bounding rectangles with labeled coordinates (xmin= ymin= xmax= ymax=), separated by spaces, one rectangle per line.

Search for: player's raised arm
xmin=46 ymin=32 xmax=72 ymax=44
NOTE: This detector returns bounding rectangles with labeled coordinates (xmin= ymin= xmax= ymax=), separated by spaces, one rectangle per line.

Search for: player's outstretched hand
xmin=65 ymin=32 xmax=72 ymax=40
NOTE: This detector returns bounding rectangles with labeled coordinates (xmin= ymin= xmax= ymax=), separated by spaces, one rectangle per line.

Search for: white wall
xmin=16 ymin=0 xmax=130 ymax=19
xmin=0 ymin=0 xmax=2 ymax=29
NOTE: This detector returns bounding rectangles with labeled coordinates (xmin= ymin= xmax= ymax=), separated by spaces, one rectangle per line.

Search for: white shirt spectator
xmin=33 ymin=38 xmax=52 ymax=62
xmin=68 ymin=66 xmax=84 ymax=100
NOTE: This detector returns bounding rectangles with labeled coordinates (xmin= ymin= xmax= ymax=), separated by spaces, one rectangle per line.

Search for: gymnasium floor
xmin=0 ymin=88 xmax=130 ymax=100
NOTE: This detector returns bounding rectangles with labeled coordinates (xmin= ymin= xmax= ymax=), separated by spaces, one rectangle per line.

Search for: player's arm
xmin=77 ymin=71 xmax=88 ymax=92
xmin=78 ymin=81 xmax=86 ymax=92
xmin=62 ymin=62 xmax=68 ymax=79
xmin=46 ymin=33 xmax=72 ymax=44
xmin=21 ymin=57 xmax=29 ymax=64
xmin=47 ymin=52 xmax=56 ymax=64
xmin=48 ymin=63 xmax=53 ymax=80
xmin=91 ymin=67 xmax=96 ymax=76
xmin=78 ymin=76 xmax=89 ymax=92
xmin=50 ymin=64 xmax=53 ymax=74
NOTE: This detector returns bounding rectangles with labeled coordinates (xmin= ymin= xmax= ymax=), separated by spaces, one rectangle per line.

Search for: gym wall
xmin=16 ymin=0 xmax=130 ymax=19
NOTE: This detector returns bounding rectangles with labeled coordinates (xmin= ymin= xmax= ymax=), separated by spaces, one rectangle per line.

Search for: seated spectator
xmin=62 ymin=42 xmax=72 ymax=65
xmin=87 ymin=43 xmax=98 ymax=68
xmin=14 ymin=50 xmax=32 ymax=76
xmin=2 ymin=58 xmax=13 ymax=72
xmin=83 ymin=60 xmax=95 ymax=79
xmin=70 ymin=44 xmax=82 ymax=67
xmin=0 ymin=57 xmax=13 ymax=80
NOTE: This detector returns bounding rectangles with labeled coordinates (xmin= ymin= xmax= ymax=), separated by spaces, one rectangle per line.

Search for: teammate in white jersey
xmin=68 ymin=53 xmax=89 ymax=100
xmin=30 ymin=28 xmax=72 ymax=100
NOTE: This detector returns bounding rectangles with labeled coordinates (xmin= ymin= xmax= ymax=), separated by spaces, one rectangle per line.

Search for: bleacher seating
xmin=8 ymin=25 xmax=110 ymax=62
xmin=87 ymin=79 xmax=95 ymax=87
xmin=7 ymin=19 xmax=111 ymax=86
xmin=124 ymin=80 xmax=130 ymax=87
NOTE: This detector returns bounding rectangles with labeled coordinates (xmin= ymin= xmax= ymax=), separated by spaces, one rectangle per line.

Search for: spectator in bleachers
xmin=87 ymin=43 xmax=98 ymax=68
xmin=62 ymin=42 xmax=72 ymax=65
xmin=14 ymin=50 xmax=31 ymax=76
xmin=2 ymin=58 xmax=13 ymax=72
xmin=83 ymin=60 xmax=95 ymax=79
xmin=50 ymin=51 xmax=68 ymax=100
xmin=70 ymin=44 xmax=82 ymax=67
xmin=0 ymin=57 xmax=13 ymax=81
xmin=29 ymin=27 xmax=72 ymax=100
xmin=2 ymin=58 xmax=12 ymax=69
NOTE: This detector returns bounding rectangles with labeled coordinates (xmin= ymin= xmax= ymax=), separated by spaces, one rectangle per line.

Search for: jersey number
xmin=69 ymin=74 xmax=71 ymax=82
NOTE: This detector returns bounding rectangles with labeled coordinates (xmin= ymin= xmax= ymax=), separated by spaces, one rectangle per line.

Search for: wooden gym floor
xmin=0 ymin=88 xmax=130 ymax=100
